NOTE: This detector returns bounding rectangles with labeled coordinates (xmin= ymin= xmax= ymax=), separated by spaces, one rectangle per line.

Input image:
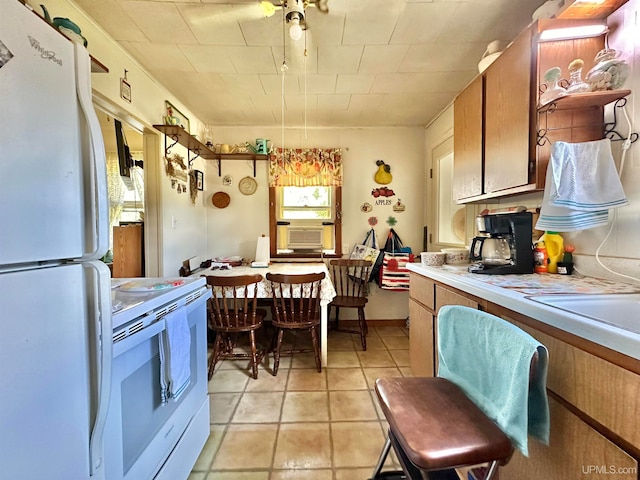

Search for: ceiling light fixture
xmin=538 ymin=23 xmax=608 ymax=42
xmin=285 ymin=0 xmax=306 ymax=41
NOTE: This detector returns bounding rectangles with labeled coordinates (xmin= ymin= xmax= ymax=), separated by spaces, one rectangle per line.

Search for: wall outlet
xmin=343 ymin=243 xmax=349 ymax=254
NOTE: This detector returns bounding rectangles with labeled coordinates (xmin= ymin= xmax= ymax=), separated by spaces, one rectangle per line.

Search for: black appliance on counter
xmin=468 ymin=211 xmax=534 ymax=274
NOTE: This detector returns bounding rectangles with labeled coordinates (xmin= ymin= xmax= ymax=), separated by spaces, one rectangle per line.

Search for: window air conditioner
xmin=287 ymin=227 xmax=323 ymax=250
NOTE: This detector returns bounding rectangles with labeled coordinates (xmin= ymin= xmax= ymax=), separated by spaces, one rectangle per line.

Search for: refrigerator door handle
xmin=74 ymin=44 xmax=109 ymax=261
xmin=89 ymin=262 xmax=113 ymax=476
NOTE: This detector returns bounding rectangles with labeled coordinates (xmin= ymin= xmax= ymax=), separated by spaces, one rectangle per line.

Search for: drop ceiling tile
xmin=436 ymin=2 xmax=534 ymax=44
xmin=274 ymin=44 xmax=319 ymax=75
xmin=317 ymin=94 xmax=351 ymax=110
xmin=302 ymin=9 xmax=345 ymax=46
xmin=240 ymin=108 xmax=277 ymax=126
xmin=219 ymin=74 xmax=265 ymax=95
xmin=390 ymin=3 xmax=458 ymax=45
xmin=348 ymin=94 xmax=386 ymax=111
xmin=227 ymin=46 xmax=279 ymax=74
xmin=341 ymin=0 xmax=405 ymax=45
xmin=398 ymin=43 xmax=486 ymax=73
xmin=178 ymin=4 xmax=246 ymax=45
xmin=250 ymin=93 xmax=283 ymax=111
xmin=74 ymin=0 xmax=147 ymax=42
xmin=335 ymin=74 xmax=375 ymax=94
xmin=260 ymin=74 xmax=301 ymax=96
xmin=317 ymin=45 xmax=364 ymax=74
xmin=120 ymin=1 xmax=198 ymax=44
xmin=358 ymin=45 xmax=410 ymax=74
xmin=371 ymin=71 xmax=471 ymax=95
xmin=122 ymin=41 xmax=196 ymax=72
xmin=179 ymin=45 xmax=236 ymax=73
xmin=240 ymin=14 xmax=284 ymax=47
xmin=297 ymin=74 xmax=337 ymax=94
xmin=285 ymin=94 xmax=318 ymax=112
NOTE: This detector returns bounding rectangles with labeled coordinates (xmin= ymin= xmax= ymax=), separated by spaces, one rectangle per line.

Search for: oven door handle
xmin=112 ymin=316 xmax=167 ymax=358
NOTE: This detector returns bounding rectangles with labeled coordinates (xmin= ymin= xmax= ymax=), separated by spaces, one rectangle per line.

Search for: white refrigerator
xmin=0 ymin=1 xmax=112 ymax=479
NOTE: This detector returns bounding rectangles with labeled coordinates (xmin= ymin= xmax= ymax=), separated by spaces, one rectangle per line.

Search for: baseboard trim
xmin=338 ymin=319 xmax=406 ymax=328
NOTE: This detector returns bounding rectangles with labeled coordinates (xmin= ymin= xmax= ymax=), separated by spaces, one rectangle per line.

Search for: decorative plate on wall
xmin=238 ymin=176 xmax=258 ymax=195
xmin=212 ymin=191 xmax=230 ymax=208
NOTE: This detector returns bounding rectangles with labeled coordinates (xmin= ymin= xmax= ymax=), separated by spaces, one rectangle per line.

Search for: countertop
xmin=407 ymin=263 xmax=640 ymax=361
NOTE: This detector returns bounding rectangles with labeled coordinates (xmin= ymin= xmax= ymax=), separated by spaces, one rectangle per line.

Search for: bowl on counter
xmin=441 ymin=247 xmax=470 ymax=265
xmin=421 ymin=251 xmax=446 ymax=267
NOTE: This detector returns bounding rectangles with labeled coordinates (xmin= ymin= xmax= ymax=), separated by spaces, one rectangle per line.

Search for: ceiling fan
xmin=260 ymin=0 xmax=329 ymax=40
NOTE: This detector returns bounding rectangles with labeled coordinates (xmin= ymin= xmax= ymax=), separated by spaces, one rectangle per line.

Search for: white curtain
xmin=106 ymin=153 xmax=124 ymax=250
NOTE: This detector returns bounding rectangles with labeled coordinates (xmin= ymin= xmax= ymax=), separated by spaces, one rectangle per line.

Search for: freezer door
xmin=0 ymin=0 xmax=108 ymax=266
xmin=0 ymin=262 xmax=111 ymax=480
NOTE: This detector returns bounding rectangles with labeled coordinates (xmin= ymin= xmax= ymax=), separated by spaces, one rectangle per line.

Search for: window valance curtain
xmin=268 ymin=148 xmax=342 ymax=187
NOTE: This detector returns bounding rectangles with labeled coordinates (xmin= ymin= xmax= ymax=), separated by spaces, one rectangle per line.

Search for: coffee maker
xmin=468 ymin=211 xmax=534 ymax=274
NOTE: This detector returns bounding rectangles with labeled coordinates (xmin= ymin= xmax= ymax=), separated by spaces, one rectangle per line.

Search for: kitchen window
xmin=267 ymin=147 xmax=343 ymax=258
xmin=270 ymin=186 xmax=342 ymax=256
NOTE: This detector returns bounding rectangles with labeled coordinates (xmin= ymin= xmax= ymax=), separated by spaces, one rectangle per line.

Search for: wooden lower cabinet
xmin=409 ymin=272 xmax=640 ymax=479
xmin=501 ymin=396 xmax=638 ymax=480
xmin=408 ymin=298 xmax=434 ymax=377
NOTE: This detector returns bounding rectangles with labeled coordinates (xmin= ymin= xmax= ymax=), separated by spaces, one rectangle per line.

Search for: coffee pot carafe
xmin=470 ymin=236 xmax=512 ymax=265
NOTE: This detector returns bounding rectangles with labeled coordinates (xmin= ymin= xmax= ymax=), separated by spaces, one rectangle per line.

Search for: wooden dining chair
xmin=266 ymin=272 xmax=324 ymax=375
xmin=328 ymin=259 xmax=372 ymax=350
xmin=205 ymin=274 xmax=266 ymax=380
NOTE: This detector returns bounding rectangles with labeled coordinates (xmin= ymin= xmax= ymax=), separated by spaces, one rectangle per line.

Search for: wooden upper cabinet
xmin=453 ymin=75 xmax=484 ymax=200
xmin=484 ymin=25 xmax=535 ymax=194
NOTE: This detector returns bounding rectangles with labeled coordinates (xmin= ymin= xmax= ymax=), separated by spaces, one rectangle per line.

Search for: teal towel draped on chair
xmin=437 ymin=305 xmax=550 ymax=456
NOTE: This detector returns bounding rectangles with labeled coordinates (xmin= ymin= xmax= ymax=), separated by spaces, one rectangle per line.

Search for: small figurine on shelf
xmin=540 ymin=66 xmax=567 ymax=106
xmin=566 ymin=59 xmax=591 ymax=93
xmin=586 ymin=48 xmax=630 ymax=91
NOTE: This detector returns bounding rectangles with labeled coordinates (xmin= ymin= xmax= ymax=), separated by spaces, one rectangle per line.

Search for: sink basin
xmin=527 ymin=294 xmax=640 ymax=334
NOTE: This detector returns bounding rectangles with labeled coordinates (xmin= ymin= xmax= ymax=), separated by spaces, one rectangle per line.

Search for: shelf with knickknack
xmin=154 ymin=124 xmax=216 ymax=168
xmin=153 ymin=124 xmax=268 ymax=176
xmin=536 ymin=89 xmax=638 ymax=146
xmin=208 ymin=152 xmax=269 ymax=177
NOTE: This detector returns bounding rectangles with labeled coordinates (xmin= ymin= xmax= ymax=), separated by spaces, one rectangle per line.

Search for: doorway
xmin=97 ymin=109 xmax=145 ymax=277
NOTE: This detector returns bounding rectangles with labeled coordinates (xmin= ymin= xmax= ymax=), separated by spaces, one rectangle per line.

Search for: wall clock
xmin=238 ymin=176 xmax=257 ymax=195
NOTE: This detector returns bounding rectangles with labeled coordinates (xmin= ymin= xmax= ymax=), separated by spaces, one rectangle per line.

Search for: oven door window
xmin=119 ymin=327 xmax=197 ymax=474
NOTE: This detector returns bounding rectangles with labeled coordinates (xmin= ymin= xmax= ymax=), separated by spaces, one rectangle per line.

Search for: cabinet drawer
xmin=501 ymin=396 xmax=638 ymax=479
xmin=434 ymin=285 xmax=478 ymax=313
xmin=409 ymin=273 xmax=435 ymax=310
xmin=507 ymin=318 xmax=640 ymax=452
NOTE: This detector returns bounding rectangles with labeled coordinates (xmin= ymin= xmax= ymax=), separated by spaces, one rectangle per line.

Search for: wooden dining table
xmin=195 ymin=262 xmax=336 ymax=366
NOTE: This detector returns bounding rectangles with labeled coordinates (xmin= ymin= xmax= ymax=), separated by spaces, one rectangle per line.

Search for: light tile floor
xmin=189 ymin=326 xmax=413 ymax=480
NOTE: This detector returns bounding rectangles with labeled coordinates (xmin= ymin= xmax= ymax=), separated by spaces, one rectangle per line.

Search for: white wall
xmin=41 ymin=0 xmax=210 ymax=276
xmin=431 ymin=0 xmax=640 ymax=285
xmin=209 ymin=126 xmax=425 ymax=320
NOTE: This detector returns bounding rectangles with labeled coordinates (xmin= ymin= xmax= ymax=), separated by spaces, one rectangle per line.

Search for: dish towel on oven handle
xmin=159 ymin=306 xmax=191 ymax=403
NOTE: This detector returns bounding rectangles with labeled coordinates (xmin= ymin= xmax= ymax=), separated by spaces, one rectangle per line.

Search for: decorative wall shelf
xmin=154 ymin=124 xmax=215 ymax=168
xmin=537 ymin=90 xmax=638 ymax=146
xmin=90 ymin=56 xmax=108 ymax=73
xmin=537 ymin=89 xmax=631 ymax=113
xmin=208 ymin=153 xmax=269 ymax=177
xmin=153 ymin=125 xmax=268 ymax=175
